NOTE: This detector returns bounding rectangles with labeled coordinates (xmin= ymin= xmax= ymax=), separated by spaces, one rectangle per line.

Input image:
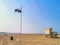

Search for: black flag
xmin=15 ymin=7 xmax=22 ymax=13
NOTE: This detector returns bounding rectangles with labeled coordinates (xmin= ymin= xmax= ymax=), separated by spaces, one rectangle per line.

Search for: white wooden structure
xmin=45 ymin=28 xmax=52 ymax=35
xmin=45 ymin=28 xmax=52 ymax=37
xmin=45 ymin=28 xmax=58 ymax=38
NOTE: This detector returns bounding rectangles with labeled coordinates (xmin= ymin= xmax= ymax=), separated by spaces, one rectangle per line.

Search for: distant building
xmin=45 ymin=28 xmax=58 ymax=38
xmin=45 ymin=28 xmax=52 ymax=37
xmin=45 ymin=28 xmax=52 ymax=35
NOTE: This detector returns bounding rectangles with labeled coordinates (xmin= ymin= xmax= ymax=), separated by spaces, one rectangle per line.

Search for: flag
xmin=15 ymin=6 xmax=22 ymax=13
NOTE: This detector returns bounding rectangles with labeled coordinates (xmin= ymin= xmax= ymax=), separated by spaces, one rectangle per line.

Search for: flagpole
xmin=20 ymin=6 xmax=22 ymax=34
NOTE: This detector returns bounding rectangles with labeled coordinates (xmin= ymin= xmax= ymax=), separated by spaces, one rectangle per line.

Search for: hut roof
xmin=45 ymin=28 xmax=52 ymax=30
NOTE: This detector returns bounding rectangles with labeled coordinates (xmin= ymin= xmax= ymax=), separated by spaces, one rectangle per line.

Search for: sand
xmin=0 ymin=34 xmax=60 ymax=45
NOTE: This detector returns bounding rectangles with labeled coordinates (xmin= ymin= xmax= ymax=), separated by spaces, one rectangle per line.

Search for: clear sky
xmin=0 ymin=0 xmax=60 ymax=34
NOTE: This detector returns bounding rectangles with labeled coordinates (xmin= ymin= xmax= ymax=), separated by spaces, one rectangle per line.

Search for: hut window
xmin=10 ymin=36 xmax=13 ymax=40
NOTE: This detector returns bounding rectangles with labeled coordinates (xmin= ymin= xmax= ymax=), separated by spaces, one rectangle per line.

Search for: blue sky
xmin=22 ymin=0 xmax=60 ymax=33
xmin=0 ymin=0 xmax=60 ymax=33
